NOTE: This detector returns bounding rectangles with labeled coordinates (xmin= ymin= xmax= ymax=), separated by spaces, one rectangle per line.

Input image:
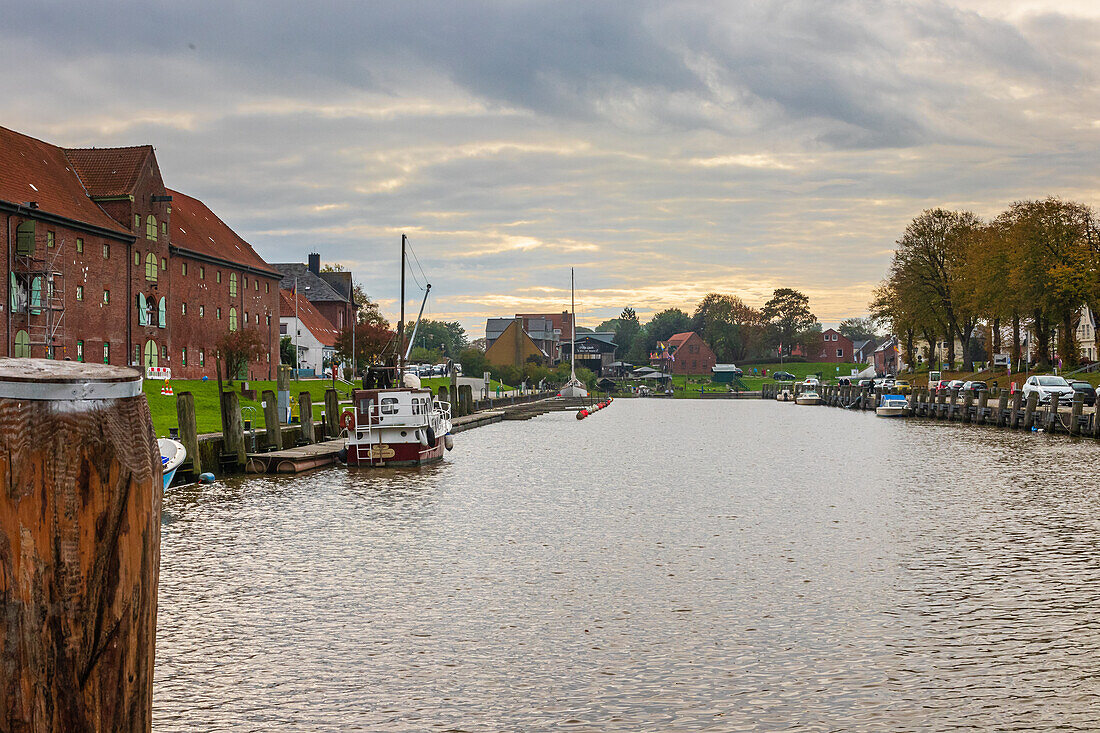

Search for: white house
xmin=279 ymin=289 xmax=340 ymax=376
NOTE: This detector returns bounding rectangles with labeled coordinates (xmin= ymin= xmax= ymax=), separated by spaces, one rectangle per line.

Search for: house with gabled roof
xmin=273 ymin=254 xmax=356 ymax=334
xmin=279 ymin=289 xmax=341 ymax=376
xmin=0 ymin=124 xmax=282 ymax=378
xmin=649 ymin=331 xmax=715 ymax=375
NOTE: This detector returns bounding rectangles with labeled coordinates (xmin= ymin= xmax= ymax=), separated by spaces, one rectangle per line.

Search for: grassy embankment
xmin=144 ymin=376 xmax=513 ymax=436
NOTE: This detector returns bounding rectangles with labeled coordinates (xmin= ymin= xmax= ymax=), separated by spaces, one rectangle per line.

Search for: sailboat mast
xmin=398 ymin=234 xmax=406 ymax=371
xmin=570 ymin=268 xmax=577 ymax=380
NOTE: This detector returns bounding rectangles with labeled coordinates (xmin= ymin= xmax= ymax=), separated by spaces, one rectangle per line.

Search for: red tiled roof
xmin=64 ymin=145 xmax=152 ymax=197
xmin=279 ymin=288 xmax=341 ymax=347
xmin=667 ymin=331 xmax=695 ymax=349
xmin=0 ymin=126 xmax=130 ymax=234
xmin=167 ymin=188 xmax=280 ymax=277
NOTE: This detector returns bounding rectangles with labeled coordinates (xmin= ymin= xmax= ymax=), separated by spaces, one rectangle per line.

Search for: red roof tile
xmin=64 ymin=145 xmax=152 ymax=197
xmin=667 ymin=331 xmax=695 ymax=349
xmin=0 ymin=126 xmax=130 ymax=234
xmin=167 ymin=188 xmax=280 ymax=277
xmin=279 ymin=288 xmax=341 ymax=347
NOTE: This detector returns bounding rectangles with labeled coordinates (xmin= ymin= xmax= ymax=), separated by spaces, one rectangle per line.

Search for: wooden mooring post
xmin=298 ymin=391 xmax=315 ymax=444
xmin=0 ymin=359 xmax=160 ymax=731
xmin=976 ymin=390 xmax=989 ymax=425
xmin=1070 ymin=392 xmax=1084 ymax=436
xmin=263 ymin=389 xmax=283 ymax=450
xmin=324 ymin=388 xmax=340 ymax=439
xmin=222 ymin=389 xmax=247 ymax=468
xmin=962 ymin=390 xmax=974 ymax=423
xmin=176 ymin=390 xmax=201 ymax=476
xmin=996 ymin=391 xmax=1009 ymax=427
xmin=1022 ymin=391 xmax=1039 ymax=430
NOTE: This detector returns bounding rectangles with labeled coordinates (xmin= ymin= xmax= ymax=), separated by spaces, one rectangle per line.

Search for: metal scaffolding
xmin=12 ymin=239 xmax=66 ymax=359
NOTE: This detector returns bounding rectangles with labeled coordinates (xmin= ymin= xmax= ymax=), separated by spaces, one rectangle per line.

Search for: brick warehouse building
xmin=0 ymin=125 xmax=281 ymax=378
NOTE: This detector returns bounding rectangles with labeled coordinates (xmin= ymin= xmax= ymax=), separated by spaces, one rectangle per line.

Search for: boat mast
xmin=398 ymin=234 xmax=406 ymax=374
xmin=570 ymin=268 xmax=577 ymax=381
xmin=404 ymin=283 xmax=432 ymax=361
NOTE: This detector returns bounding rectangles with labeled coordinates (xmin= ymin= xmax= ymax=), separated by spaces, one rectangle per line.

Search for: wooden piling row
xmin=763 ymin=380 xmax=1097 ymax=438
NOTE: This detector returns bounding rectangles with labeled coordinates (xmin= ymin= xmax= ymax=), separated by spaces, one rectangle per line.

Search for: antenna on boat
xmin=570 ymin=267 xmax=577 ymax=382
xmin=398 ymin=234 xmax=406 ymax=375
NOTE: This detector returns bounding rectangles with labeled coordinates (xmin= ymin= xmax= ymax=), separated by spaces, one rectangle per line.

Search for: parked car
xmin=1022 ymin=374 xmax=1075 ymax=405
xmin=894 ymin=380 xmax=912 ymax=395
xmin=1070 ymin=380 xmax=1097 ymax=406
xmin=961 ymin=380 xmax=987 ymax=395
xmin=858 ymin=379 xmax=875 ymax=389
xmin=772 ymin=371 xmax=797 ymax=381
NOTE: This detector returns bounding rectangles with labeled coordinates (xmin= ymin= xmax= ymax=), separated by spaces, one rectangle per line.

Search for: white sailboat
xmin=560 ymin=268 xmax=589 ymax=399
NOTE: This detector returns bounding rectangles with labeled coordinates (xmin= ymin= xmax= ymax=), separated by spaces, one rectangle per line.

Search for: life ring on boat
xmin=425 ymin=426 xmax=436 ymax=447
xmin=339 ymin=410 xmax=355 ymax=431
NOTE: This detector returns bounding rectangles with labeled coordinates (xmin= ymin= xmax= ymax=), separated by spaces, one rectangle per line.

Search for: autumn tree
xmin=335 ymin=322 xmax=395 ymax=372
xmin=692 ymin=293 xmax=765 ymax=362
xmin=217 ymin=328 xmax=268 ymax=384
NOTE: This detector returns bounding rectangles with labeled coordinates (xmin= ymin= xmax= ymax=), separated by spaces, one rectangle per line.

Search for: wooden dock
xmin=246 ymin=438 xmax=345 ymax=474
xmin=243 ymin=396 xmax=597 ymax=474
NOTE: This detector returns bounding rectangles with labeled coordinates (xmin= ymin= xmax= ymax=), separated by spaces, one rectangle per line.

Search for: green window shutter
xmin=137 ymin=294 xmax=147 ymax=326
xmin=158 ymin=297 xmax=167 ymax=328
xmin=16 ymin=221 xmax=35 ymax=256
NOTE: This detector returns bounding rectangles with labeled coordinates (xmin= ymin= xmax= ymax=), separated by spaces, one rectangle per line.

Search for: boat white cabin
xmin=343 ymin=387 xmax=453 ymax=467
xmin=795 ymin=380 xmax=822 ymax=405
xmin=875 ymin=393 xmax=909 ymax=417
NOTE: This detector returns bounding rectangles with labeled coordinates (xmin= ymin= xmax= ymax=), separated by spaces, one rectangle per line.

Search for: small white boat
xmin=159 ymin=437 xmax=187 ymax=489
xmin=775 ymin=383 xmax=794 ymax=402
xmin=876 ymin=394 xmax=909 ymax=417
xmin=795 ymin=380 xmax=822 ymax=405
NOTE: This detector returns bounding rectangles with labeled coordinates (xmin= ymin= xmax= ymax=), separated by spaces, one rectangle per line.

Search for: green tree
xmin=280 ymin=336 xmax=296 ymax=366
xmin=335 ymin=322 xmax=395 ymax=372
xmin=458 ymin=347 xmax=490 ymax=379
xmin=613 ymin=307 xmax=641 ymax=359
xmin=628 ymin=308 xmax=693 ymax=363
xmin=403 ymin=319 xmax=467 ymax=359
xmin=761 ymin=288 xmax=816 ymax=358
xmin=837 ymin=317 xmax=879 ymax=343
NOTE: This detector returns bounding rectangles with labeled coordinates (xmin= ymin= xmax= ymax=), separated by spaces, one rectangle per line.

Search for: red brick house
xmin=816 ymin=328 xmax=854 ymax=363
xmin=0 ymin=125 xmax=282 ymax=379
xmin=651 ymin=331 xmax=716 ymax=374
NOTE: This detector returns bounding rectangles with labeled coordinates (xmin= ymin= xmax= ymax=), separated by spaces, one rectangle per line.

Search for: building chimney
xmin=308 ymin=252 xmax=320 ymax=275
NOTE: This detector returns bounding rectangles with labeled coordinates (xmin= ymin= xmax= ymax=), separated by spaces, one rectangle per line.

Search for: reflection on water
xmin=155 ymin=401 xmax=1100 ymax=731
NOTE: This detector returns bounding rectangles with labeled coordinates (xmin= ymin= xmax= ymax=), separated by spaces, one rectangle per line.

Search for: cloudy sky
xmin=4 ymin=0 xmax=1100 ymax=332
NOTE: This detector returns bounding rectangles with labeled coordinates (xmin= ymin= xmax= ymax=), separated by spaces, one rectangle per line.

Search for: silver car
xmin=1022 ymin=375 xmax=1075 ymax=405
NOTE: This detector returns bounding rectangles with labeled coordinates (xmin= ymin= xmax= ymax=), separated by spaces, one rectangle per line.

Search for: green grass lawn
xmin=145 ymin=375 xmax=515 ymax=436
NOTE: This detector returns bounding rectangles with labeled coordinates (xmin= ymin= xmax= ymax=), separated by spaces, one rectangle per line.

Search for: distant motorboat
xmin=159 ymin=438 xmax=186 ymax=490
xmin=876 ymin=394 xmax=909 ymax=417
xmin=775 ymin=382 xmax=794 ymax=402
xmin=795 ymin=380 xmax=822 ymax=406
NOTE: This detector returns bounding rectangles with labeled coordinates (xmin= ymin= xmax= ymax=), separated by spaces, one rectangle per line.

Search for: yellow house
xmin=484 ymin=319 xmax=546 ymax=368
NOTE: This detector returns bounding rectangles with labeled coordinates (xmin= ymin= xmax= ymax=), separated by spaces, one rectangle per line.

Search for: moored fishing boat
xmin=340 ymin=234 xmax=454 ymax=468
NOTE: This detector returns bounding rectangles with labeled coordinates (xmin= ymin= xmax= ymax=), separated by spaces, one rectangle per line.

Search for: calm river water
xmin=155 ymin=400 xmax=1100 ymax=731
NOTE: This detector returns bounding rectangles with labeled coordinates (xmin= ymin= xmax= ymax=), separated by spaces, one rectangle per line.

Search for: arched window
xmin=137 ymin=293 xmax=148 ymax=326
xmin=144 ymin=340 xmax=158 ymax=368
xmin=229 ymin=272 xmax=238 ymax=297
xmin=229 ymin=307 xmax=238 ymax=332
xmin=145 ymin=253 xmax=158 ymax=282
xmin=14 ymin=330 xmax=30 ymax=358
xmin=158 ymin=297 xmax=167 ymax=328
xmin=146 ymin=215 xmax=157 ymax=241
xmin=30 ymin=277 xmax=42 ymax=315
